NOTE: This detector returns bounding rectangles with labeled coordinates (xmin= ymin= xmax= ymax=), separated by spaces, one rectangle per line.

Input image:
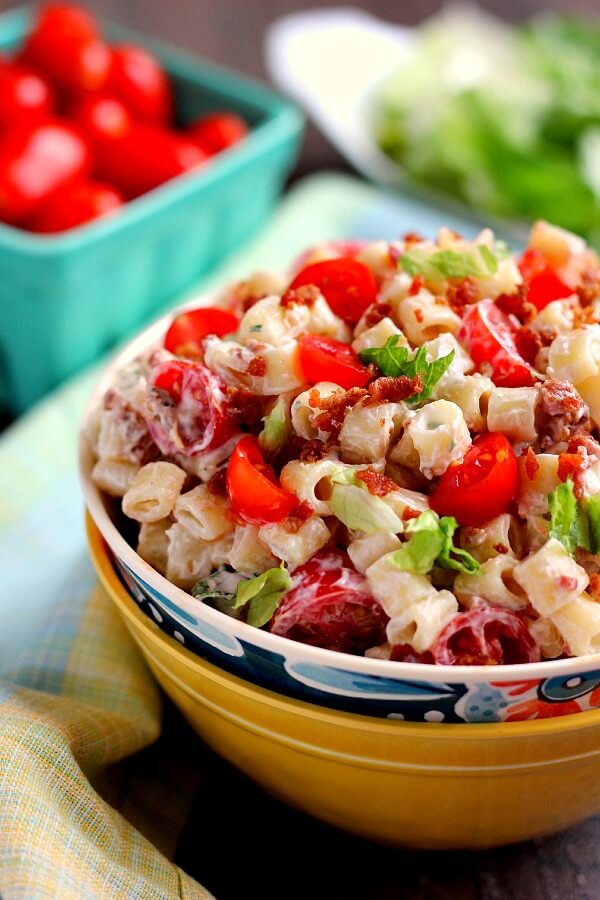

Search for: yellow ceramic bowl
xmin=88 ymin=512 xmax=600 ymax=849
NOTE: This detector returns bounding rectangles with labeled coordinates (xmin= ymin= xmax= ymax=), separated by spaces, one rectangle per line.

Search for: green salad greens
xmin=375 ymin=8 xmax=600 ymax=244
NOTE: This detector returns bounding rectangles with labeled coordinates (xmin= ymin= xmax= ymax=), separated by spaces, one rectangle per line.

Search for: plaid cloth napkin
xmin=0 ymin=174 xmax=482 ymax=899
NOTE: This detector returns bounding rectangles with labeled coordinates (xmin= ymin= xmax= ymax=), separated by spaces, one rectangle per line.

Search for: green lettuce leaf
xmin=358 ymin=337 xmax=454 ymax=404
xmin=390 ymin=510 xmax=480 ymax=574
xmin=192 ymin=565 xmax=246 ymax=618
xmin=399 ymin=244 xmax=500 ymax=280
xmin=548 ymin=478 xmax=591 ymax=556
xmin=330 ymin=483 xmax=404 ymax=535
xmin=585 ymin=492 xmax=600 ymax=554
xmin=233 ymin=565 xmax=292 ymax=628
xmin=258 ymin=396 xmax=291 ymax=457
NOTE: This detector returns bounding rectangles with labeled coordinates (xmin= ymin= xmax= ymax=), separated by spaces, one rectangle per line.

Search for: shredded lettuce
xmin=233 ymin=565 xmax=292 ymax=628
xmin=399 ymin=244 xmax=499 ymax=280
xmin=548 ymin=478 xmax=591 ymax=556
xmin=192 ymin=565 xmax=246 ymax=618
xmin=330 ymin=483 xmax=404 ymax=535
xmin=586 ymin=492 xmax=600 ymax=554
xmin=390 ymin=510 xmax=480 ymax=575
xmin=258 ymin=396 xmax=291 ymax=457
xmin=358 ymin=338 xmax=454 ymax=405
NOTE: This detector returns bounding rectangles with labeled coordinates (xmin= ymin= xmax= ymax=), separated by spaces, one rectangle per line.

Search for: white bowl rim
xmin=79 ymin=290 xmax=600 ymax=686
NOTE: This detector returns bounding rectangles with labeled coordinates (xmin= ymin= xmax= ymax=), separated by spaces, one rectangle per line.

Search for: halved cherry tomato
xmin=147 ymin=359 xmax=234 ymax=456
xmin=31 ymin=179 xmax=123 ymax=233
xmin=0 ymin=119 xmax=91 ymax=225
xmin=107 ymin=44 xmax=172 ymax=125
xmin=433 ymin=606 xmax=540 ymax=665
xmin=0 ymin=64 xmax=54 ymax=130
xmin=164 ymin=307 xmax=239 ymax=358
xmin=518 ymin=248 xmax=573 ymax=311
xmin=430 ymin=433 xmax=518 ymax=527
xmin=226 ymin=435 xmax=297 ymax=525
xmin=270 ymin=550 xmax=388 ymax=654
xmin=21 ymin=4 xmax=110 ymax=93
xmin=186 ymin=111 xmax=248 ymax=155
xmin=458 ymin=298 xmax=534 ymax=387
xmin=298 ymin=334 xmax=371 ymax=390
xmin=288 ymin=257 xmax=377 ymax=323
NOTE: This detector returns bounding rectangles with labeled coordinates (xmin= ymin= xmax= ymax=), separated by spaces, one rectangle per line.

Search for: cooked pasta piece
xmin=439 ymin=374 xmax=494 ymax=433
xmin=347 ymin=532 xmax=402 ymax=573
xmin=203 ymin=336 xmax=304 ymax=394
xmin=552 ymin=594 xmax=600 ymax=657
xmin=381 ymin=487 xmax=429 ymax=520
xmin=173 ymin=484 xmax=234 ymax=541
xmin=529 ymin=219 xmax=586 ymax=268
xmin=174 ymin=435 xmax=242 ymax=484
xmin=280 ymin=457 xmax=366 ymax=516
xmin=365 ymin=552 xmax=436 ymax=617
xmin=527 ymin=617 xmax=565 ymax=659
xmin=487 ymin=387 xmax=539 ymax=444
xmin=395 ymin=289 xmax=462 ymax=345
xmin=228 ymin=525 xmax=278 ymax=575
xmin=291 ymin=382 xmax=340 ymax=440
xmin=454 ymin=557 xmax=527 ymax=611
xmin=259 ymin=516 xmax=330 ymax=567
xmin=136 ymin=518 xmax=171 ymax=574
xmin=548 ymin=326 xmax=600 ymax=386
xmin=92 ymin=458 xmax=140 ymax=498
xmin=460 ymin=513 xmax=519 ymax=563
xmin=339 ymin=401 xmax=406 ymax=465
xmin=238 ymin=294 xmax=311 ymax=344
xmin=386 ymin=591 xmax=458 ymax=653
xmin=401 ymin=400 xmax=471 ymax=478
xmin=513 ymin=538 xmax=589 ymax=617
xmin=122 ymin=462 xmax=186 ymax=523
xmin=166 ymin=524 xmax=232 ymax=590
xmin=517 ymin=452 xmax=560 ymax=517
xmin=358 ymin=240 xmax=400 ymax=281
xmin=531 ymin=299 xmax=576 ymax=334
xmin=351 ymin=317 xmax=407 ymax=354
xmin=424 ymin=333 xmax=474 ymax=389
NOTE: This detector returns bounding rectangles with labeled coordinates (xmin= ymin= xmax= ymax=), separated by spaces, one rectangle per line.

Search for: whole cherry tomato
xmin=227 ymin=435 xmax=297 ymax=525
xmin=430 ymin=433 xmax=518 ymax=527
xmin=298 ymin=334 xmax=371 ymax=390
xmin=73 ymin=94 xmax=133 ymax=143
xmin=0 ymin=119 xmax=91 ymax=225
xmin=186 ymin=111 xmax=248 ymax=155
xmin=288 ymin=257 xmax=377 ymax=323
xmin=31 ymin=179 xmax=123 ymax=233
xmin=164 ymin=307 xmax=239 ymax=358
xmin=147 ymin=359 xmax=235 ymax=456
xmin=21 ymin=4 xmax=110 ymax=93
xmin=0 ymin=64 xmax=54 ymax=130
xmin=107 ymin=44 xmax=172 ymax=125
xmin=518 ymin=248 xmax=573 ymax=311
xmin=458 ymin=298 xmax=534 ymax=388
xmin=433 ymin=606 xmax=540 ymax=665
xmin=270 ymin=550 xmax=388 ymax=654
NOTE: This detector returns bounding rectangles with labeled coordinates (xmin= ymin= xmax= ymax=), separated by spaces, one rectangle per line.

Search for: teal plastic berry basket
xmin=0 ymin=7 xmax=303 ymax=414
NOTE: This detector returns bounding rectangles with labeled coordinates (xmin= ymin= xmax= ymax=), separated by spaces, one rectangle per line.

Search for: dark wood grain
xmin=3 ymin=1 xmax=600 ymax=895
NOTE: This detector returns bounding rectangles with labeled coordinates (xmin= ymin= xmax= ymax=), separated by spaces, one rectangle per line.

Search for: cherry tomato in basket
xmin=288 ymin=257 xmax=377 ymax=323
xmin=0 ymin=64 xmax=54 ymax=130
xmin=186 ymin=111 xmax=248 ymax=155
xmin=269 ymin=550 xmax=388 ymax=654
xmin=21 ymin=4 xmax=110 ymax=93
xmin=147 ymin=358 xmax=235 ymax=456
xmin=164 ymin=307 xmax=239 ymax=358
xmin=0 ymin=119 xmax=91 ymax=225
xmin=107 ymin=44 xmax=172 ymax=125
xmin=73 ymin=94 xmax=133 ymax=142
xmin=518 ymin=248 xmax=573 ymax=311
xmin=430 ymin=433 xmax=518 ymax=527
xmin=298 ymin=334 xmax=371 ymax=390
xmin=227 ymin=435 xmax=297 ymax=526
xmin=31 ymin=179 xmax=123 ymax=233
xmin=458 ymin=298 xmax=534 ymax=388
xmin=433 ymin=606 xmax=540 ymax=665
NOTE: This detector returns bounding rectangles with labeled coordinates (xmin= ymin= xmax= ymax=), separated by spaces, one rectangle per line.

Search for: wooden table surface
xmin=3 ymin=1 xmax=600 ymax=896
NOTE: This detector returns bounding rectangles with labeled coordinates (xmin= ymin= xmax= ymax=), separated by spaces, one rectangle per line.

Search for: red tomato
xmin=269 ymin=550 xmax=388 ymax=654
xmin=164 ymin=307 xmax=239 ymax=358
xmin=147 ymin=359 xmax=235 ymax=456
xmin=31 ymin=179 xmax=123 ymax=233
xmin=227 ymin=435 xmax=297 ymax=525
xmin=290 ymin=240 xmax=369 ymax=275
xmin=433 ymin=606 xmax=541 ymax=665
xmin=21 ymin=5 xmax=110 ymax=93
xmin=73 ymin=94 xmax=133 ymax=143
xmin=458 ymin=298 xmax=534 ymax=387
xmin=0 ymin=64 xmax=54 ymax=130
xmin=298 ymin=334 xmax=371 ymax=390
xmin=288 ymin=257 xmax=377 ymax=323
xmin=186 ymin=112 xmax=248 ymax=155
xmin=430 ymin=433 xmax=518 ymax=527
xmin=0 ymin=119 xmax=91 ymax=225
xmin=107 ymin=44 xmax=172 ymax=125
xmin=518 ymin=248 xmax=573 ymax=311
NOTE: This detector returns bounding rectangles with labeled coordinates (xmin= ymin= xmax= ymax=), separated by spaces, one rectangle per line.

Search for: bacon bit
xmin=312 ymin=387 xmax=368 ymax=438
xmin=356 ymin=467 xmax=398 ymax=496
xmin=362 ymin=302 xmax=392 ymax=328
xmin=588 ymin=573 xmax=600 ymax=601
xmin=298 ymin=438 xmax=331 ymax=463
xmin=524 ymin=447 xmax=540 ymax=482
xmin=207 ymin=468 xmax=228 ymax=497
xmin=283 ymin=500 xmax=314 ymax=533
xmin=403 ymin=231 xmax=424 ymax=245
xmin=495 ymin=286 xmax=536 ymax=324
xmin=390 ymin=643 xmax=434 ymax=664
xmin=539 ymin=379 xmax=584 ymax=416
xmin=567 ymin=433 xmax=600 ymax=459
xmin=413 ymin=307 xmax=424 ymax=323
xmin=577 ymin=267 xmax=600 ymax=307
xmin=515 ymin=327 xmax=543 ymax=365
xmin=225 ymin=386 xmax=265 ymax=424
xmin=557 ymin=453 xmax=587 ymax=498
xmin=246 ymin=356 xmax=267 ymax=377
xmin=557 ymin=575 xmax=579 ymax=592
xmin=280 ymin=284 xmax=320 ymax=308
xmin=401 ymin=507 xmax=421 ymax=521
xmin=446 ymin=276 xmax=479 ymax=314
xmin=388 ymin=244 xmax=402 ymax=265
xmin=493 ymin=543 xmax=509 ymax=555
xmin=409 ymin=275 xmax=424 ymax=296
xmin=573 ymin=302 xmax=600 ymax=328
xmin=366 ymin=375 xmax=424 ymax=404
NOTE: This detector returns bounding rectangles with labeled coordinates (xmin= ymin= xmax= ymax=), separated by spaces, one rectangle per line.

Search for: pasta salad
xmin=87 ymin=221 xmax=600 ymax=665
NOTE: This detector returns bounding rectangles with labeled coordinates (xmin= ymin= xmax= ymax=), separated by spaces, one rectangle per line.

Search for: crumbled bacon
xmin=524 ymin=446 xmax=540 ymax=481
xmin=495 ymin=286 xmax=536 ymax=324
xmin=390 ymin=643 xmax=434 ymax=664
xmin=280 ymin=284 xmax=320 ymax=308
xmin=362 ymin=302 xmax=392 ymax=328
xmin=567 ymin=433 xmax=600 ymax=459
xmin=283 ymin=500 xmax=314 ymax=533
xmin=311 ymin=387 xmax=368 ymax=438
xmin=403 ymin=231 xmax=424 ymax=245
xmin=446 ymin=276 xmax=479 ymax=314
xmin=540 ymin=379 xmax=584 ymax=416
xmin=588 ymin=573 xmax=600 ymax=601
xmin=402 ymin=507 xmax=421 ymax=521
xmin=413 ymin=307 xmax=424 ymax=323
xmin=409 ymin=275 xmax=424 ymax=296
xmin=299 ymin=438 xmax=331 ymax=463
xmin=225 ymin=386 xmax=265 ymax=424
xmin=558 ymin=575 xmax=579 ymax=592
xmin=246 ymin=356 xmax=267 ymax=377
xmin=356 ymin=467 xmax=398 ymax=496
xmin=493 ymin=543 xmax=509 ymax=554
xmin=515 ymin=326 xmax=556 ymax=366
xmin=366 ymin=375 xmax=423 ymax=404
xmin=207 ymin=468 xmax=228 ymax=497
xmin=573 ymin=303 xmax=600 ymax=328
xmin=538 ymin=379 xmax=590 ymax=448
xmin=558 ymin=452 xmax=586 ymax=485
xmin=577 ymin=267 xmax=600 ymax=307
